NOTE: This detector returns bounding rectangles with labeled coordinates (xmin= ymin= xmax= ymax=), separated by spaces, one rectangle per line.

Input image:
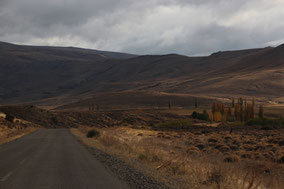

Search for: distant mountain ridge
xmin=0 ymin=41 xmax=137 ymax=60
xmin=0 ymin=41 xmax=284 ymax=106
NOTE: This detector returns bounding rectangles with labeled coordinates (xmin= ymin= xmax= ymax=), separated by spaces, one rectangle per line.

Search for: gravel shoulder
xmin=72 ymin=130 xmax=171 ymax=189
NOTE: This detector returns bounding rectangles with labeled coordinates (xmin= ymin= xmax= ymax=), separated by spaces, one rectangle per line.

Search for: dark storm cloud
xmin=0 ymin=0 xmax=284 ymax=55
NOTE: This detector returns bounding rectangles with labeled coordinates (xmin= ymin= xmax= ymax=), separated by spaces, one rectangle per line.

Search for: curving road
xmin=0 ymin=129 xmax=129 ymax=189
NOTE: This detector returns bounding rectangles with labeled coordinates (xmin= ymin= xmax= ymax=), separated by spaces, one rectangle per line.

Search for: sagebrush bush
xmin=138 ymin=153 xmax=147 ymax=161
xmin=86 ymin=129 xmax=100 ymax=138
xmin=191 ymin=111 xmax=210 ymax=121
xmin=51 ymin=116 xmax=58 ymax=125
xmin=5 ymin=114 xmax=15 ymax=123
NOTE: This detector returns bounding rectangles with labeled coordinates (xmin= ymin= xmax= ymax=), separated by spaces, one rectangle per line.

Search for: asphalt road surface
xmin=0 ymin=129 xmax=129 ymax=189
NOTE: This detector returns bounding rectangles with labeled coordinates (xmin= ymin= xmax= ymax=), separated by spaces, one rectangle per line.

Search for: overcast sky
xmin=1 ymin=0 xmax=284 ymax=55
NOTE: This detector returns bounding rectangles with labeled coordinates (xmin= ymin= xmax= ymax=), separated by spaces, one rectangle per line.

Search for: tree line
xmin=211 ymin=97 xmax=263 ymax=122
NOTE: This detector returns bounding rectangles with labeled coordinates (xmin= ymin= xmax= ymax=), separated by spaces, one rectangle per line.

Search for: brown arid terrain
xmin=1 ymin=103 xmax=284 ymax=188
xmin=0 ymin=105 xmax=190 ymax=128
xmin=1 ymin=42 xmax=284 ymax=189
xmin=0 ymin=112 xmax=38 ymax=144
xmin=71 ymin=119 xmax=284 ymax=189
xmin=67 ymin=103 xmax=284 ymax=189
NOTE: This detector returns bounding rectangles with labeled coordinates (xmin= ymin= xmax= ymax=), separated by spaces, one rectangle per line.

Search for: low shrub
xmin=86 ymin=129 xmax=100 ymax=138
xmin=208 ymin=138 xmax=218 ymax=143
xmin=201 ymin=129 xmax=210 ymax=134
xmin=138 ymin=153 xmax=148 ymax=161
xmin=195 ymin=144 xmax=206 ymax=150
xmin=191 ymin=111 xmax=210 ymax=121
xmin=51 ymin=116 xmax=58 ymax=125
xmin=149 ymin=122 xmax=155 ymax=127
xmin=5 ymin=114 xmax=15 ymax=123
xmin=261 ymin=126 xmax=273 ymax=130
xmin=278 ymin=155 xmax=284 ymax=164
xmin=224 ymin=155 xmax=239 ymax=163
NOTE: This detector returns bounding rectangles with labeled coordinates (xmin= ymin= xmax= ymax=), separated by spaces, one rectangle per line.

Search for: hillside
xmin=0 ymin=42 xmax=284 ymax=107
xmin=0 ymin=42 xmax=136 ymax=105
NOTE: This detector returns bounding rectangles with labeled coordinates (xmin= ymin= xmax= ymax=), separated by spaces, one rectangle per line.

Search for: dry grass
xmin=0 ymin=114 xmax=39 ymax=144
xmin=0 ymin=126 xmax=38 ymax=144
xmin=71 ymin=126 xmax=284 ymax=189
xmin=0 ymin=124 xmax=38 ymax=144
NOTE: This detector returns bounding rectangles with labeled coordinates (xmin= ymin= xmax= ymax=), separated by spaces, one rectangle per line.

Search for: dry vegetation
xmin=0 ymin=113 xmax=39 ymax=144
xmin=72 ymin=99 xmax=284 ymax=189
xmin=1 ymin=103 xmax=284 ymax=188
xmin=71 ymin=112 xmax=284 ymax=188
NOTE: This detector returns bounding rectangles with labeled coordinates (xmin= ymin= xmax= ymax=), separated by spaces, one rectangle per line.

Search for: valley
xmin=1 ymin=42 xmax=284 ymax=108
xmin=1 ymin=42 xmax=284 ymax=189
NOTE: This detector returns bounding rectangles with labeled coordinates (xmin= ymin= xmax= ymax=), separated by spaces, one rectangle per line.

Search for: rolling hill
xmin=0 ymin=41 xmax=284 ymax=108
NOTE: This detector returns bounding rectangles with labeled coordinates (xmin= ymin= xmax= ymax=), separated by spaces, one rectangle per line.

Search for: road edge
xmin=70 ymin=128 xmax=171 ymax=189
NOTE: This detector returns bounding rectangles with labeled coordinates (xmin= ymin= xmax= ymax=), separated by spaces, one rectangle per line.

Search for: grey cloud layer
xmin=0 ymin=0 xmax=284 ymax=55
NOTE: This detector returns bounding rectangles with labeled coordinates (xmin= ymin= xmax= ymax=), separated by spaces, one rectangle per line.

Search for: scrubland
xmin=0 ymin=114 xmax=38 ymax=144
xmin=1 ymin=104 xmax=284 ymax=188
xmin=72 ymin=115 xmax=284 ymax=189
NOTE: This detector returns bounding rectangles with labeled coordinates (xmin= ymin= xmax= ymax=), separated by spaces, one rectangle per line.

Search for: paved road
xmin=0 ymin=129 xmax=129 ymax=189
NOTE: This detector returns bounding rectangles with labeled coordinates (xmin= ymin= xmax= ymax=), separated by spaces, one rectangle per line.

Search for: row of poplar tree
xmin=211 ymin=98 xmax=264 ymax=122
